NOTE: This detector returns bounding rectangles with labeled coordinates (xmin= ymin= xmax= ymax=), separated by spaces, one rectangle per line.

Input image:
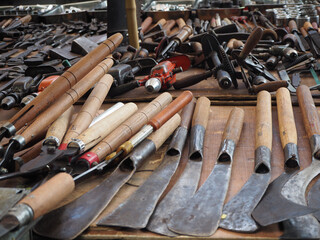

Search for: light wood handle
xmin=192 ymin=96 xmax=211 ymax=129
xmin=163 ymin=20 xmax=176 ymax=33
xmin=9 ymin=33 xmax=122 ymax=132
xmin=88 ymin=92 xmax=172 ymax=161
xmin=297 ymin=85 xmax=320 ymax=138
xmin=180 ymin=98 xmax=196 ymax=129
xmin=19 ymin=15 xmax=32 ymax=24
xmin=239 ymin=27 xmax=263 ymax=60
xmin=210 ymin=17 xmax=217 ymax=28
xmin=19 ymin=172 xmax=75 ymax=220
xmin=300 ymin=27 xmax=308 ymax=37
xmin=149 ymin=91 xmax=193 ymax=130
xmin=45 ymin=106 xmax=74 ymax=146
xmin=288 ymin=20 xmax=297 ymax=33
xmin=148 ymin=114 xmax=181 ymax=150
xmin=62 ymin=74 xmax=113 ymax=145
xmin=222 ymin=107 xmax=244 ymax=144
xmin=233 ymin=39 xmax=244 ymax=50
xmin=2 ymin=18 xmax=12 ymax=28
xmin=255 ymin=91 xmax=272 ymax=150
xmin=16 ymin=140 xmax=42 ymax=164
xmin=176 ymin=18 xmax=186 ymax=29
xmin=76 ymin=103 xmax=138 ymax=151
xmin=276 ymin=87 xmax=297 ymax=148
xmin=227 ymin=38 xmax=237 ymax=49
xmin=304 ymin=22 xmax=313 ymax=31
xmin=141 ymin=17 xmax=153 ymax=34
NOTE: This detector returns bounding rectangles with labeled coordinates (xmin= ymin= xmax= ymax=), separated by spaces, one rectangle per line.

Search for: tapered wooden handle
xmin=304 ymin=22 xmax=313 ymax=31
xmin=75 ymin=103 xmax=138 ymax=151
xmin=255 ymin=91 xmax=272 ymax=150
xmin=232 ymin=39 xmax=244 ymax=50
xmin=210 ymin=17 xmax=217 ymax=28
xmin=62 ymin=74 xmax=113 ymax=145
xmin=276 ymin=88 xmax=297 ymax=148
xmin=252 ymin=81 xmax=288 ymax=94
xmin=45 ymin=106 xmax=74 ymax=146
xmin=300 ymin=27 xmax=308 ymax=37
xmin=222 ymin=107 xmax=244 ymax=144
xmin=149 ymin=91 xmax=193 ymax=130
xmin=2 ymin=18 xmax=12 ymax=28
xmin=20 ymin=15 xmax=32 ymax=24
xmin=16 ymin=140 xmax=42 ymax=164
xmin=180 ymin=98 xmax=196 ymax=129
xmin=148 ymin=114 xmax=181 ymax=150
xmin=297 ymin=85 xmax=320 ymax=138
xmin=146 ymin=19 xmax=166 ymax=34
xmin=163 ymin=20 xmax=176 ymax=33
xmin=19 ymin=172 xmax=75 ymax=220
xmin=174 ymin=25 xmax=192 ymax=44
xmin=239 ymin=27 xmax=263 ymax=60
xmin=288 ymin=20 xmax=298 ymax=33
xmin=141 ymin=17 xmax=153 ymax=34
xmin=176 ymin=18 xmax=186 ymax=29
xmin=192 ymin=96 xmax=211 ymax=129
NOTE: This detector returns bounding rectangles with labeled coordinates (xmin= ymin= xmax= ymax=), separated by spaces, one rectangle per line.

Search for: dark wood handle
xmin=239 ymin=27 xmax=263 ymax=60
xmin=252 ymin=81 xmax=288 ymax=94
xmin=19 ymin=172 xmax=75 ymax=220
xmin=304 ymin=22 xmax=313 ymax=31
xmin=276 ymin=87 xmax=297 ymax=148
xmin=192 ymin=96 xmax=211 ymax=129
xmin=255 ymin=91 xmax=272 ymax=150
xmin=149 ymin=91 xmax=193 ymax=130
xmin=173 ymin=70 xmax=212 ymax=89
xmin=297 ymin=85 xmax=320 ymax=138
xmin=222 ymin=107 xmax=244 ymax=144
xmin=180 ymin=98 xmax=196 ymax=129
xmin=288 ymin=20 xmax=297 ymax=33
xmin=141 ymin=17 xmax=153 ymax=34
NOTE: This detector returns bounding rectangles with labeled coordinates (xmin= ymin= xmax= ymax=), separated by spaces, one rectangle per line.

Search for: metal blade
xmin=0 ymin=216 xmax=19 ymax=238
xmin=219 ymin=173 xmax=271 ymax=232
xmin=293 ymin=32 xmax=306 ymax=52
xmin=307 ymin=177 xmax=320 ymax=221
xmin=146 ymin=159 xmax=202 ymax=237
xmin=252 ymin=172 xmax=316 ymax=226
xmin=0 ymin=188 xmax=28 ymax=219
xmin=281 ymin=215 xmax=320 ymax=239
xmin=308 ymin=30 xmax=320 ymax=50
xmin=167 ymin=164 xmax=231 ymax=236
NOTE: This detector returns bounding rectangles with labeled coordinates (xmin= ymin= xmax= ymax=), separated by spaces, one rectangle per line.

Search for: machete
xmin=252 ymin=87 xmax=315 ymax=226
xmin=97 ymin=100 xmax=195 ymax=229
xmin=167 ymin=107 xmax=244 ymax=236
xmin=34 ymin=114 xmax=181 ymax=239
xmin=280 ymin=85 xmax=320 ymax=239
xmin=146 ymin=96 xmax=211 ymax=237
xmin=219 ymin=90 xmax=272 ymax=232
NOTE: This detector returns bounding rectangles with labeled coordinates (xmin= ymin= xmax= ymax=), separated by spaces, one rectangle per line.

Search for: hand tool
xmin=307 ymin=178 xmax=320 ymax=221
xmin=147 ymin=96 xmax=211 ymax=237
xmin=300 ymin=27 xmax=320 ymax=58
xmin=125 ymin=0 xmax=139 ymax=49
xmin=304 ymin=22 xmax=320 ymax=50
xmin=167 ymin=107 xmax=244 ymax=236
xmin=277 ymin=68 xmax=297 ymax=93
xmin=173 ymin=68 xmax=214 ymax=90
xmin=34 ymin=114 xmax=181 ymax=240
xmin=4 ymin=15 xmax=32 ymax=31
xmin=253 ymin=44 xmax=298 ymax=61
xmin=288 ymin=20 xmax=306 ymax=52
xmin=98 ymin=100 xmax=195 ymax=229
xmin=0 ymin=72 xmax=115 ymax=172
xmin=0 ymin=33 xmax=122 ymax=143
xmin=0 ymin=188 xmax=29 ymax=219
xmin=0 ymin=49 xmax=19 ymax=62
xmin=252 ymin=88 xmax=315 ymax=226
xmin=280 ymin=85 xmax=320 ymax=239
xmin=140 ymin=16 xmax=153 ymax=36
xmin=144 ymin=18 xmax=166 ymax=35
xmin=219 ymin=91 xmax=272 ymax=232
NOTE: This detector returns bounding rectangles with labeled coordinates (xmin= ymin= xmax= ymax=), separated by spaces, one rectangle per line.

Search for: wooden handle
xmin=192 ymin=96 xmax=211 ymax=129
xmin=16 ymin=140 xmax=42 ymax=164
xmin=239 ymin=27 xmax=263 ymax=60
xmin=163 ymin=20 xmax=176 ymax=33
xmin=2 ymin=18 xmax=12 ymax=28
xmin=146 ymin=18 xmax=166 ymax=34
xmin=223 ymin=18 xmax=232 ymax=25
xmin=125 ymin=0 xmax=139 ymax=49
xmin=210 ymin=17 xmax=216 ymax=28
xmin=180 ymin=98 xmax=196 ymax=129
xmin=288 ymin=20 xmax=297 ymax=33
xmin=176 ymin=18 xmax=186 ymax=29
xmin=300 ymin=27 xmax=308 ymax=37
xmin=148 ymin=114 xmax=181 ymax=150
xmin=297 ymin=85 xmax=320 ymax=138
xmin=276 ymin=87 xmax=297 ymax=148
xmin=232 ymin=39 xmax=244 ymax=50
xmin=149 ymin=91 xmax=193 ymax=130
xmin=173 ymin=70 xmax=212 ymax=89
xmin=141 ymin=17 xmax=153 ymax=34
xmin=304 ymin=22 xmax=313 ymax=31
xmin=10 ymin=33 xmax=122 ymax=132
xmin=76 ymin=103 xmax=138 ymax=151
xmin=252 ymin=81 xmax=288 ymax=94
xmin=89 ymin=92 xmax=172 ymax=161
xmin=222 ymin=107 xmax=244 ymax=144
xmin=62 ymin=74 xmax=113 ymax=145
xmin=20 ymin=58 xmax=115 ymax=144
xmin=227 ymin=38 xmax=237 ymax=50
xmin=45 ymin=106 xmax=74 ymax=146
xmin=19 ymin=172 xmax=75 ymax=220
xmin=19 ymin=15 xmax=32 ymax=24
xmin=255 ymin=91 xmax=272 ymax=150
xmin=174 ymin=25 xmax=192 ymax=44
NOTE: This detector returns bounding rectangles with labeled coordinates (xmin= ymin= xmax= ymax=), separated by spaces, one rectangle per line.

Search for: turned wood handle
xmin=297 ymin=85 xmax=320 ymax=138
xmin=239 ymin=27 xmax=263 ymax=60
xmin=45 ymin=106 xmax=74 ymax=146
xmin=174 ymin=25 xmax=192 ymax=44
xmin=19 ymin=172 xmax=75 ymax=220
xmin=176 ymin=18 xmax=186 ymax=29
xmin=149 ymin=91 xmax=193 ymax=130
xmin=252 ymin=81 xmax=288 ymax=94
xmin=255 ymin=91 xmax=272 ymax=150
xmin=304 ymin=22 xmax=313 ymax=31
xmin=163 ymin=20 xmax=176 ymax=33
xmin=62 ymin=74 xmax=113 ymax=145
xmin=192 ymin=96 xmax=211 ymax=129
xmin=222 ymin=107 xmax=244 ymax=145
xmin=148 ymin=114 xmax=181 ymax=150
xmin=288 ymin=20 xmax=298 ymax=33
xmin=141 ymin=17 xmax=153 ymax=34
xmin=300 ymin=27 xmax=308 ymax=37
xmin=10 ymin=33 xmax=122 ymax=132
xmin=180 ymin=98 xmax=196 ymax=129
xmin=19 ymin=15 xmax=32 ymax=24
xmin=276 ymin=87 xmax=297 ymax=148
xmin=75 ymin=103 xmax=138 ymax=151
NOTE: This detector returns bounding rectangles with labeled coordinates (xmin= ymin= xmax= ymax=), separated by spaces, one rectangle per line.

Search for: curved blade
xmin=219 ymin=173 xmax=271 ymax=232
xmin=307 ymin=177 xmax=320 ymax=221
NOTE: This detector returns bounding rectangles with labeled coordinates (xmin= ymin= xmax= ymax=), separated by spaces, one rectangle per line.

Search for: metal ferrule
xmin=130 ymin=124 xmax=154 ymax=148
xmin=11 ymin=135 xmax=26 ymax=150
xmin=166 ymin=127 xmax=188 ymax=156
xmin=67 ymin=138 xmax=85 ymax=154
xmin=145 ymin=78 xmax=161 ymax=93
xmin=217 ymin=70 xmax=232 ymax=89
xmin=1 ymin=122 xmax=16 ymax=138
xmin=254 ymin=146 xmax=271 ymax=174
xmin=43 ymin=136 xmax=60 ymax=147
xmin=120 ymin=139 xmax=156 ymax=171
xmin=284 ymin=142 xmax=300 ymax=170
xmin=310 ymin=134 xmax=320 ymax=159
xmin=5 ymin=203 xmax=34 ymax=226
xmin=217 ymin=139 xmax=235 ymax=164
xmin=189 ymin=124 xmax=205 ymax=161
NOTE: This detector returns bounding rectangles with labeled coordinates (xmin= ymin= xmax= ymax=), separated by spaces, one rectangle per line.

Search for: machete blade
xmin=307 ymin=177 xmax=320 ymax=221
